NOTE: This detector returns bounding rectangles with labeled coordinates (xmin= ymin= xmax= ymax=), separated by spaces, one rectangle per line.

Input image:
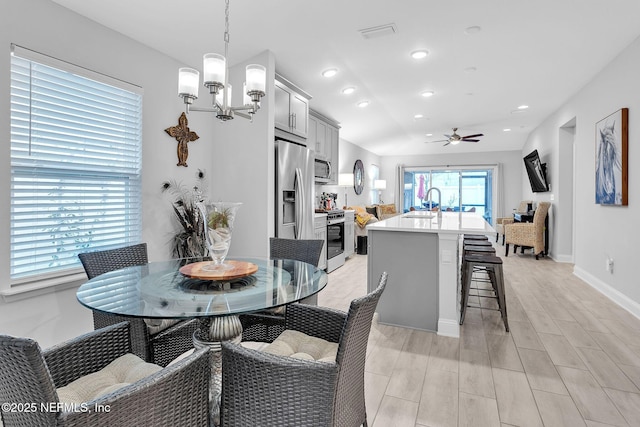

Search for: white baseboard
xmin=437 ymin=319 xmax=460 ymax=338
xmin=552 ymin=254 xmax=573 ymax=263
xmin=573 ymin=266 xmax=640 ymax=320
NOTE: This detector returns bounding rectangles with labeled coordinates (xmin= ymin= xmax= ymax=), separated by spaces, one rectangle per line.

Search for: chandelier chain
xmin=224 ymin=0 xmax=230 ymax=53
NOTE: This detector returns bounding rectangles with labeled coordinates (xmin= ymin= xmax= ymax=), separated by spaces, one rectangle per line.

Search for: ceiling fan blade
xmin=462 ymin=133 xmax=483 ymax=139
xmin=443 ymin=134 xmax=452 ymax=138
xmin=443 ymin=141 xmax=451 ymax=147
xmin=463 ymin=139 xmax=480 ymax=142
xmin=426 ymin=139 xmax=448 ymax=143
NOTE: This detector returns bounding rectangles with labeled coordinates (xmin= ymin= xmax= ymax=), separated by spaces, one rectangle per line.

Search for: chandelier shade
xmin=246 ymin=64 xmax=266 ymax=93
xmin=203 ymin=53 xmax=226 ymax=89
xmin=178 ymin=68 xmax=199 ymax=100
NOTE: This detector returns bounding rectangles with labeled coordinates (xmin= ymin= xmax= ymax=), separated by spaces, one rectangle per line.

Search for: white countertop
xmin=367 ymin=211 xmax=495 ymax=235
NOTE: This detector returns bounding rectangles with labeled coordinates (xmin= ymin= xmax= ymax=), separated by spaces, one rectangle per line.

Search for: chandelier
xmin=177 ymin=0 xmax=266 ymax=121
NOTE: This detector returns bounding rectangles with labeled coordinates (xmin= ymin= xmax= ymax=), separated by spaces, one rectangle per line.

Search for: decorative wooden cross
xmin=165 ymin=112 xmax=199 ymax=167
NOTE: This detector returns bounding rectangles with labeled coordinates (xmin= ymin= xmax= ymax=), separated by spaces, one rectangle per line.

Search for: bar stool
xmin=461 ymin=238 xmax=495 ymax=283
xmin=460 ymin=254 xmax=508 ymax=332
xmin=463 ymin=245 xmax=495 ymax=255
xmin=461 ymin=245 xmax=496 ymax=292
xmin=462 ymin=239 xmax=492 ymax=247
xmin=463 ymin=234 xmax=489 ymax=241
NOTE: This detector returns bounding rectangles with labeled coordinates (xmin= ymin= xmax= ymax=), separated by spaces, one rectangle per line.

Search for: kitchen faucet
xmin=425 ymin=187 xmax=442 ymax=219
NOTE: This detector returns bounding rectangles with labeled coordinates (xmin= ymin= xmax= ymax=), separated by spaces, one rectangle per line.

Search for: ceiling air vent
xmin=358 ymin=23 xmax=397 ymax=39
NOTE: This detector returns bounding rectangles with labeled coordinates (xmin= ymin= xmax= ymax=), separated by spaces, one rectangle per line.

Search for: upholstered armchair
xmin=504 ymin=202 xmax=551 ymax=259
xmin=0 ymin=322 xmax=210 ymax=427
xmin=78 ymin=243 xmax=198 ymax=366
xmin=222 ymin=273 xmax=388 ymax=427
xmin=494 ymin=200 xmax=531 ymax=245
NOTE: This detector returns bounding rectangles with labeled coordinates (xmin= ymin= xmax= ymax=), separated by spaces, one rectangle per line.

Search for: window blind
xmin=10 ymin=52 xmax=142 ymax=282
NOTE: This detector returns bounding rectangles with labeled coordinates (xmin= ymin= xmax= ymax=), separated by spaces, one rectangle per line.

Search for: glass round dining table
xmin=76 ymin=256 xmax=328 ymax=342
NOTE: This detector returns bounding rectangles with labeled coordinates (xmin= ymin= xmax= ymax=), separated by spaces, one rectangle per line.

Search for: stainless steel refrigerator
xmin=275 ymin=138 xmax=314 ymax=240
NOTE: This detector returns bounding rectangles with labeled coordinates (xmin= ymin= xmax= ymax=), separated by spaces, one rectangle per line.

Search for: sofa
xmin=348 ymin=204 xmax=400 ymax=238
xmin=375 ymin=203 xmax=401 ymax=220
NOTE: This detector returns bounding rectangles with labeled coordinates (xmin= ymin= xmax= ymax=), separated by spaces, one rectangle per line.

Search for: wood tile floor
xmin=318 ymin=247 xmax=640 ymax=427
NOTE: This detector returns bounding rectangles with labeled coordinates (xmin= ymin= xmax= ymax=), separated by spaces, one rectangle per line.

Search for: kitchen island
xmin=367 ymin=211 xmax=495 ymax=338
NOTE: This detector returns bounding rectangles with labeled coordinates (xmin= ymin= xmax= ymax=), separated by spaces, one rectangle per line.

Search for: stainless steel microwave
xmin=314 ymin=158 xmax=332 ymax=183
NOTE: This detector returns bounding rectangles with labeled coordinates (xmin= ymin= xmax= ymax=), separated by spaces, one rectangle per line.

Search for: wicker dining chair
xmin=269 ymin=237 xmax=325 ymax=266
xmin=221 ymin=272 xmax=388 ymax=427
xmin=240 ymin=238 xmax=325 ymax=343
xmin=0 ymin=322 xmax=210 ymax=427
xmin=504 ymin=202 xmax=551 ymax=259
xmin=78 ymin=243 xmax=198 ymax=366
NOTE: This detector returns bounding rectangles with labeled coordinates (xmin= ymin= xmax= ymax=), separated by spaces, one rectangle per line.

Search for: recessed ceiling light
xmin=503 ymin=128 xmax=511 ymax=132
xmin=357 ymin=100 xmax=370 ymax=108
xmin=411 ymin=50 xmax=429 ymax=59
xmin=342 ymin=87 xmax=355 ymax=95
xmin=421 ymin=90 xmax=435 ymax=97
xmin=426 ymin=133 xmax=433 ymax=137
xmin=518 ymin=105 xmax=529 ymax=110
xmin=414 ymin=114 xmax=424 ymax=119
xmin=322 ymin=68 xmax=338 ymax=78
xmin=464 ymin=26 xmax=482 ymax=35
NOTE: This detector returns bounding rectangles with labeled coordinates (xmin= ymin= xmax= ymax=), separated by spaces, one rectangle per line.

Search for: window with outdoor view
xmin=10 ymin=47 xmax=142 ymax=282
xmin=402 ymin=166 xmax=496 ymax=225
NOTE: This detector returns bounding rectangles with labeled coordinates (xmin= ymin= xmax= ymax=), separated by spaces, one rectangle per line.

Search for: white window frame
xmin=369 ymin=163 xmax=380 ymax=204
xmin=2 ymin=45 xmax=142 ymax=295
xmin=401 ymin=164 xmax=499 ymax=224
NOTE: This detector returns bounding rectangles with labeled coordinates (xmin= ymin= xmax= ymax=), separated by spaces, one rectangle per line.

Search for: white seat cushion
xmin=261 ymin=330 xmax=338 ymax=363
xmin=57 ymin=353 xmax=162 ymax=404
xmin=144 ymin=318 xmax=180 ymax=335
xmin=167 ymin=348 xmax=195 ymax=366
xmin=241 ymin=341 xmax=270 ymax=352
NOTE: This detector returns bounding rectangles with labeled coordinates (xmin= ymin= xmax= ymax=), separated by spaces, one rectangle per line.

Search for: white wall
xmin=379 ymin=151 xmax=523 ymax=221
xmin=0 ymin=0 xmax=219 ymax=345
xmin=211 ymin=51 xmax=275 ymax=259
xmin=523 ymin=35 xmax=640 ymax=315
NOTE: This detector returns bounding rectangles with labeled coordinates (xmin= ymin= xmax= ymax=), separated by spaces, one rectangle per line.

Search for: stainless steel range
xmin=326 ymin=210 xmax=345 ymax=272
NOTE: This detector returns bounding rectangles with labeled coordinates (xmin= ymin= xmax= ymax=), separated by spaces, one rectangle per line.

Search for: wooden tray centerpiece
xmin=179 ymin=260 xmax=258 ymax=281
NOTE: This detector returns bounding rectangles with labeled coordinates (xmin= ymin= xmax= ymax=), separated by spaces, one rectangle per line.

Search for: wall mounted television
xmin=523 ymin=149 xmax=549 ymax=192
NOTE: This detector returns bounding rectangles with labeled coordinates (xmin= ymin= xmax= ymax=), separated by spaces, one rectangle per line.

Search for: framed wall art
xmin=595 ymin=108 xmax=628 ymax=205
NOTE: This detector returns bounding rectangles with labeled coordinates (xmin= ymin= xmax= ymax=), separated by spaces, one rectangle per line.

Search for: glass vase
xmin=197 ymin=202 xmax=242 ymax=271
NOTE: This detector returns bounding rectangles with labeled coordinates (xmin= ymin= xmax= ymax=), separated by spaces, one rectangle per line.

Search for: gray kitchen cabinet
xmin=314 ymin=215 xmax=328 ymax=270
xmin=309 ymin=110 xmax=340 ymax=184
xmin=275 ymin=77 xmax=310 ymax=139
xmin=344 ymin=210 xmax=355 ymax=258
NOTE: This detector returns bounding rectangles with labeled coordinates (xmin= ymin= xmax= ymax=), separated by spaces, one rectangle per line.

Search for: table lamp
xmin=338 ymin=173 xmax=354 ymax=208
xmin=374 ymin=179 xmax=387 ymax=204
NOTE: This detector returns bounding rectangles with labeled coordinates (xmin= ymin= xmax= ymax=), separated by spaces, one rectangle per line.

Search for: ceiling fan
xmin=426 ymin=128 xmax=484 ymax=146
